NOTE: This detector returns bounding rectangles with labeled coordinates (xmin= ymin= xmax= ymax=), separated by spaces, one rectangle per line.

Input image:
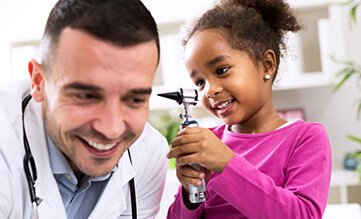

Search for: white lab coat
xmin=0 ymin=79 xmax=169 ymax=219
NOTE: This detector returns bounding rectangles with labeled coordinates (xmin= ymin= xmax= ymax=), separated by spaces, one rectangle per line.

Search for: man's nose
xmin=92 ymin=101 xmax=126 ymax=140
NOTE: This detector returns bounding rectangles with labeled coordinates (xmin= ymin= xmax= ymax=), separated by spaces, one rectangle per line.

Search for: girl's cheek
xmin=201 ymin=96 xmax=209 ymax=107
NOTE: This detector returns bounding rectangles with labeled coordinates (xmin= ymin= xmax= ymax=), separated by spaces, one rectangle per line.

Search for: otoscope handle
xmin=181 ymin=120 xmax=207 ymax=203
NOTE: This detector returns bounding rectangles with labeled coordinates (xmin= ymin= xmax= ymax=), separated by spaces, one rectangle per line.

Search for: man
xmin=0 ymin=0 xmax=168 ymax=218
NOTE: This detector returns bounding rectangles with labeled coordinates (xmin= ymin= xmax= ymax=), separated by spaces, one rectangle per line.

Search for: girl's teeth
xmin=218 ymin=100 xmax=232 ymax=109
xmin=86 ymin=140 xmax=117 ymax=151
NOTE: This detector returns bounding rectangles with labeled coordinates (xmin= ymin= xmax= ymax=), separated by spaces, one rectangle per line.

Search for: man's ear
xmin=262 ymin=50 xmax=277 ymax=77
xmin=28 ymin=59 xmax=45 ymax=102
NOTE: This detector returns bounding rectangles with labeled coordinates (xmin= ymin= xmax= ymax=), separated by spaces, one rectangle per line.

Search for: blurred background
xmin=1 ymin=0 xmax=361 ymax=218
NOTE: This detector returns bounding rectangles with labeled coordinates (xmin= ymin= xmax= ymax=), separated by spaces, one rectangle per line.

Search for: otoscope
xmin=158 ymin=88 xmax=207 ymax=203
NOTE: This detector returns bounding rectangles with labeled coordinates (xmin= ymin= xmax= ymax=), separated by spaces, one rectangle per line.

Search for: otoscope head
xmin=157 ymin=88 xmax=198 ymax=105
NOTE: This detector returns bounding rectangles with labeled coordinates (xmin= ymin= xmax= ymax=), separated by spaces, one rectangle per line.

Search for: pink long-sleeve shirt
xmin=167 ymin=120 xmax=332 ymax=219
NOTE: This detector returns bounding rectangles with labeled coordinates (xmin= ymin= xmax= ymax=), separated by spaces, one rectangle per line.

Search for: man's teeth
xmin=86 ymin=140 xmax=117 ymax=151
xmin=218 ymin=100 xmax=232 ymax=109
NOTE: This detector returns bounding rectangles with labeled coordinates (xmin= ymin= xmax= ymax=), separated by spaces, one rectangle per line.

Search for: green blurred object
xmin=150 ymin=112 xmax=180 ymax=169
xmin=330 ymin=0 xmax=360 ymax=29
xmin=162 ymin=121 xmax=179 ymax=169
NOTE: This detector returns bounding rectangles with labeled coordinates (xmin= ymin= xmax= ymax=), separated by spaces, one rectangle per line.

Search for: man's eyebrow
xmin=129 ymin=88 xmax=152 ymax=95
xmin=62 ymin=82 xmax=152 ymax=94
xmin=63 ymin=82 xmax=102 ymax=91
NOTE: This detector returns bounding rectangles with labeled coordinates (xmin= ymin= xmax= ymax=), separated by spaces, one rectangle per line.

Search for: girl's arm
xmin=210 ymin=124 xmax=332 ymax=219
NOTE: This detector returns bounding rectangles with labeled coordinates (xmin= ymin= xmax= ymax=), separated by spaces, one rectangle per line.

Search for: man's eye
xmin=132 ymin=97 xmax=146 ymax=104
xmin=124 ymin=96 xmax=148 ymax=108
xmin=75 ymin=93 xmax=99 ymax=101
xmin=216 ymin=66 xmax=229 ymax=75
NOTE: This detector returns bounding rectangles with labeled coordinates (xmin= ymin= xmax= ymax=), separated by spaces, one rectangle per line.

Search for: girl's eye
xmin=216 ymin=66 xmax=229 ymax=75
xmin=194 ymin=79 xmax=205 ymax=87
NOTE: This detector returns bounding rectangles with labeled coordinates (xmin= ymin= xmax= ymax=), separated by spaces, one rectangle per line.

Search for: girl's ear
xmin=28 ymin=59 xmax=46 ymax=102
xmin=262 ymin=50 xmax=277 ymax=77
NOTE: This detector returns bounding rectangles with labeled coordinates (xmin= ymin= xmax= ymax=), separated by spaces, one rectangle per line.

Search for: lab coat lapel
xmin=89 ymin=152 xmax=136 ymax=219
xmin=24 ymin=100 xmax=67 ymax=218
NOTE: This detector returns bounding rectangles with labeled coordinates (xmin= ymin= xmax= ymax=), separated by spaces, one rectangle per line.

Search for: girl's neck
xmin=229 ymin=111 xmax=286 ymax=134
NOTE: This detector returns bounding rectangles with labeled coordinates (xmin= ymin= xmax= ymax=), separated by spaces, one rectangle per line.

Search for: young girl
xmin=166 ymin=0 xmax=332 ymax=218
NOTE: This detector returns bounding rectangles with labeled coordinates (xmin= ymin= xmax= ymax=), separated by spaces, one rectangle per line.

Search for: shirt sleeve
xmin=210 ymin=124 xmax=332 ymax=219
xmin=166 ymin=185 xmax=205 ymax=219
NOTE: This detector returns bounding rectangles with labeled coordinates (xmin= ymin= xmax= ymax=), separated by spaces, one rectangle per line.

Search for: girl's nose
xmin=205 ymin=82 xmax=222 ymax=98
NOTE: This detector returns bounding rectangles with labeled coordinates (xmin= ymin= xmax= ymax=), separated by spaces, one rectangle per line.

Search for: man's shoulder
xmin=0 ymin=79 xmax=31 ymax=115
xmin=0 ymin=79 xmax=31 ymax=154
xmin=142 ymin=122 xmax=167 ymax=140
xmin=130 ymin=122 xmax=168 ymax=160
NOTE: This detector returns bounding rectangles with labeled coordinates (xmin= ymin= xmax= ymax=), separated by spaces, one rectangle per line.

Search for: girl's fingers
xmin=176 ymin=165 xmax=205 ymax=187
xmin=176 ymin=152 xmax=203 ymax=167
xmin=167 ymin=142 xmax=199 ymax=159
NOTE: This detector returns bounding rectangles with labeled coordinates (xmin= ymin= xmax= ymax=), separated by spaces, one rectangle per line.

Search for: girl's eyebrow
xmin=190 ymin=70 xmax=198 ymax=79
xmin=206 ymin=55 xmax=227 ymax=68
xmin=190 ymin=55 xmax=229 ymax=78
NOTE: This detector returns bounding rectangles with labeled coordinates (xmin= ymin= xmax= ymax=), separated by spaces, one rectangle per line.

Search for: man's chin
xmin=78 ymin=158 xmax=119 ymax=177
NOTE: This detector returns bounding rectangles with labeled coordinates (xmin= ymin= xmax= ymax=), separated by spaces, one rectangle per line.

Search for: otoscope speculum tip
xmin=158 ymin=88 xmax=198 ymax=105
xmin=157 ymin=91 xmax=183 ymax=104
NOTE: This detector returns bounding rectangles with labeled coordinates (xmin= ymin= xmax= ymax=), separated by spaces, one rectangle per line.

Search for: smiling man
xmin=0 ymin=0 xmax=168 ymax=219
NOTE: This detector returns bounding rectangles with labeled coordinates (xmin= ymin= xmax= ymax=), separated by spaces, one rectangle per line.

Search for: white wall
xmin=0 ymin=0 xmax=57 ymax=83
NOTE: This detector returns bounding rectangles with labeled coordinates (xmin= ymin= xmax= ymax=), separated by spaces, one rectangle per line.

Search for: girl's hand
xmin=167 ymin=127 xmax=235 ymax=173
xmin=175 ymin=164 xmax=210 ymax=192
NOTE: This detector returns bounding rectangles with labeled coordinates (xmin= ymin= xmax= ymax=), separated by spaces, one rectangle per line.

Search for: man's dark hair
xmin=41 ymin=0 xmax=160 ymax=71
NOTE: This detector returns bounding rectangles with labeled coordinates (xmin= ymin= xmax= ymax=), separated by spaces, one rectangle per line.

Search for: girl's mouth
xmin=213 ymin=99 xmax=235 ymax=116
xmin=214 ymin=99 xmax=234 ymax=110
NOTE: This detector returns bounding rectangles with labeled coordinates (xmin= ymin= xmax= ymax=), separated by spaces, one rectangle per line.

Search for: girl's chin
xmin=222 ymin=117 xmax=241 ymax=126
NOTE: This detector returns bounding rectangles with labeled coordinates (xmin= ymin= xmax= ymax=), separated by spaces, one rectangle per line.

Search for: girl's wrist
xmin=216 ymin=150 xmax=235 ymax=173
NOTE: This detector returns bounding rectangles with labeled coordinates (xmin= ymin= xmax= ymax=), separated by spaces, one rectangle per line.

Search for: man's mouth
xmin=81 ymin=138 xmax=118 ymax=151
xmin=87 ymin=140 xmax=117 ymax=151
